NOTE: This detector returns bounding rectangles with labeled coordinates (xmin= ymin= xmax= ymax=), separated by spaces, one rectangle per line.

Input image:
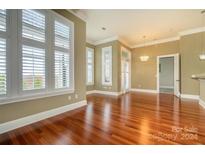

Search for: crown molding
xmin=94 ymin=36 xmax=119 ymax=45
xmin=179 ymin=26 xmax=205 ymax=36
xmin=87 ymin=26 xmax=205 ymax=49
xmin=131 ymin=36 xmax=180 ymax=49
xmin=67 ymin=9 xmax=87 ymax=22
xmin=86 ymin=39 xmax=95 ymax=45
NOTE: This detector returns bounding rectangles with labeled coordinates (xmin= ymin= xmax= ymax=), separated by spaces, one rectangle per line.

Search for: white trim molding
xmin=159 ymin=86 xmax=174 ymax=89
xmin=86 ymin=90 xmax=96 ymax=95
xmin=130 ymin=88 xmax=157 ymax=93
xmin=180 ymin=94 xmax=199 ymax=100
xmin=94 ymin=36 xmax=118 ymax=45
xmin=179 ymin=26 xmax=205 ymax=36
xmin=0 ymin=100 xmax=87 ymax=134
xmin=86 ymin=26 xmax=205 ymax=50
xmin=86 ymin=90 xmax=122 ymax=96
xmin=67 ymin=10 xmax=87 ymax=22
xmin=199 ymin=98 xmax=205 ymax=108
xmin=131 ymin=36 xmax=180 ymax=48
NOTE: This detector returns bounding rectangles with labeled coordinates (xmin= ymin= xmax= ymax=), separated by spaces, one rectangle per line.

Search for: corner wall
xmin=131 ymin=32 xmax=205 ymax=95
xmin=131 ymin=41 xmax=179 ymax=90
xmin=180 ymin=32 xmax=205 ymax=95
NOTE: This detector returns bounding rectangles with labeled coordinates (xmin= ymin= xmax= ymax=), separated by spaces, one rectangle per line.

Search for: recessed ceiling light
xmin=102 ymin=27 xmax=106 ymax=30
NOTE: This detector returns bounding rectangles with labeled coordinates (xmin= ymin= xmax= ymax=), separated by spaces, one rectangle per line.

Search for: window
xmin=86 ymin=47 xmax=94 ymax=85
xmin=102 ymin=46 xmax=112 ymax=86
xmin=54 ymin=20 xmax=73 ymax=90
xmin=21 ymin=10 xmax=46 ymax=91
xmin=0 ymin=9 xmax=7 ymax=96
xmin=55 ymin=51 xmax=70 ymax=89
xmin=22 ymin=45 xmax=45 ymax=90
xmin=0 ymin=9 xmax=74 ymax=104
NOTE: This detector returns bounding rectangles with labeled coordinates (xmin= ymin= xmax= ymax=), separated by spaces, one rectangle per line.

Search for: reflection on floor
xmin=160 ymin=87 xmax=174 ymax=94
xmin=0 ymin=92 xmax=205 ymax=144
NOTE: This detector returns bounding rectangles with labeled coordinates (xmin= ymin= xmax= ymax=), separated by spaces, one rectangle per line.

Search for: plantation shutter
xmin=22 ymin=10 xmax=46 ymax=91
xmin=54 ymin=20 xmax=72 ymax=89
xmin=0 ymin=9 xmax=7 ymax=96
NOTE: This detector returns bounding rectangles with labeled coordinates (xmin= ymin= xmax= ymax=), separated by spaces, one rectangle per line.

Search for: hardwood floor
xmin=0 ymin=92 xmax=205 ymax=144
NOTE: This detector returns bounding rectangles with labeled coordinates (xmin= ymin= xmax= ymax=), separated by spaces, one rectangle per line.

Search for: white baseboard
xmin=86 ymin=90 xmax=96 ymax=95
xmin=0 ymin=100 xmax=87 ymax=134
xmin=199 ymin=98 xmax=205 ymax=108
xmin=160 ymin=86 xmax=174 ymax=89
xmin=86 ymin=90 xmax=121 ymax=96
xmin=180 ymin=94 xmax=199 ymax=100
xmin=130 ymin=88 xmax=157 ymax=93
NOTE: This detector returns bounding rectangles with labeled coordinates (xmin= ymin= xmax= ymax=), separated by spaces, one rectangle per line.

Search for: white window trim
xmin=86 ymin=47 xmax=94 ymax=85
xmin=102 ymin=46 xmax=112 ymax=86
xmin=0 ymin=10 xmax=75 ymax=105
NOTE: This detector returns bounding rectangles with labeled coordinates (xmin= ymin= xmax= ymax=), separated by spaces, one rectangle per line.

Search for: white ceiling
xmin=73 ymin=9 xmax=204 ymax=47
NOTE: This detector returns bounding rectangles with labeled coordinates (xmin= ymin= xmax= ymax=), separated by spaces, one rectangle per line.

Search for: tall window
xmin=86 ymin=47 xmax=94 ymax=85
xmin=22 ymin=10 xmax=46 ymax=91
xmin=0 ymin=10 xmax=74 ymax=104
xmin=54 ymin=20 xmax=72 ymax=89
xmin=102 ymin=46 xmax=112 ymax=86
xmin=0 ymin=9 xmax=7 ymax=96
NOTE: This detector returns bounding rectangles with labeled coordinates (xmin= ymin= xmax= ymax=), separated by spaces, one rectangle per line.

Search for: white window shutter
xmin=22 ymin=9 xmax=45 ymax=42
xmin=22 ymin=10 xmax=46 ymax=91
xmin=0 ymin=9 xmax=7 ymax=96
xmin=0 ymin=38 xmax=6 ymax=95
xmin=22 ymin=45 xmax=45 ymax=90
xmin=0 ymin=9 xmax=6 ymax=32
xmin=54 ymin=20 xmax=72 ymax=89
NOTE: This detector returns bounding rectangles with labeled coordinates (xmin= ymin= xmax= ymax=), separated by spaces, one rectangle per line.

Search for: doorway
xmin=121 ymin=47 xmax=131 ymax=94
xmin=157 ymin=54 xmax=180 ymax=97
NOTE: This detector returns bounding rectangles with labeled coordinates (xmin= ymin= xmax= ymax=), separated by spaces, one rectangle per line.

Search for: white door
xmin=174 ymin=54 xmax=180 ymax=97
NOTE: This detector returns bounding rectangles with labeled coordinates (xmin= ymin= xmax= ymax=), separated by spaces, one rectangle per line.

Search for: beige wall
xmin=86 ymin=43 xmax=95 ymax=91
xmin=0 ymin=10 xmax=86 ymax=124
xmin=86 ymin=40 xmax=130 ymax=93
xmin=200 ymin=80 xmax=205 ymax=102
xmin=131 ymin=32 xmax=205 ymax=95
xmin=180 ymin=32 xmax=205 ymax=95
xmin=131 ymin=41 xmax=179 ymax=90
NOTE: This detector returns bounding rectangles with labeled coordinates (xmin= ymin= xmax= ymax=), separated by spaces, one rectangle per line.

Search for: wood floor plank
xmin=0 ymin=92 xmax=205 ymax=144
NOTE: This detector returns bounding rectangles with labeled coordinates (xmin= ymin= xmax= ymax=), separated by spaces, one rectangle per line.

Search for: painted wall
xmin=86 ymin=43 xmax=95 ymax=91
xmin=159 ymin=57 xmax=174 ymax=88
xmin=131 ymin=41 xmax=179 ymax=90
xmin=131 ymin=32 xmax=205 ymax=95
xmin=200 ymin=80 xmax=205 ymax=102
xmin=0 ymin=10 xmax=86 ymax=124
xmin=180 ymin=32 xmax=205 ymax=95
xmin=86 ymin=40 xmax=130 ymax=93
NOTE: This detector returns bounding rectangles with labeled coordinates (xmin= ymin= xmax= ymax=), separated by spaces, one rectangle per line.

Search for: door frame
xmin=156 ymin=53 xmax=180 ymax=96
xmin=121 ymin=47 xmax=131 ymax=93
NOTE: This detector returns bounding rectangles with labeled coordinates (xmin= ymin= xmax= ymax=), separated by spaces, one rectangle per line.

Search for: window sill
xmin=0 ymin=89 xmax=74 ymax=105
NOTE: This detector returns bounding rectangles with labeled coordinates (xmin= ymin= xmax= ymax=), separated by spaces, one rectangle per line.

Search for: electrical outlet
xmin=138 ymin=84 xmax=142 ymax=88
xmin=75 ymin=94 xmax=78 ymax=99
xmin=68 ymin=96 xmax=71 ymax=100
